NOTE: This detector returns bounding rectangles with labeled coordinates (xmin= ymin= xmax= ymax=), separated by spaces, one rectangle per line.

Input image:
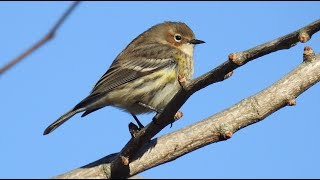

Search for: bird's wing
xmin=91 ymin=58 xmax=174 ymax=94
xmin=73 ymin=44 xmax=176 ymax=110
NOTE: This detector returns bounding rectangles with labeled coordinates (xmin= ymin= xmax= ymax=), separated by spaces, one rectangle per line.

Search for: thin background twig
xmin=0 ymin=1 xmax=81 ymax=76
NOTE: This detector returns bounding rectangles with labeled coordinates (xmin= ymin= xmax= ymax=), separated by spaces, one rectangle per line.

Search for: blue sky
xmin=1 ymin=1 xmax=320 ymax=178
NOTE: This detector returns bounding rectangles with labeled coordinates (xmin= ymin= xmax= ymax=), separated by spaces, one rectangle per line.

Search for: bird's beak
xmin=189 ymin=39 xmax=205 ymax=45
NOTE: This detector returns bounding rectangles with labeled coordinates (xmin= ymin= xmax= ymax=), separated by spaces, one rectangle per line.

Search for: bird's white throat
xmin=180 ymin=43 xmax=194 ymax=57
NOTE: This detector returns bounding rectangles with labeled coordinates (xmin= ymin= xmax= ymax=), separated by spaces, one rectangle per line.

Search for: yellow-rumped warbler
xmin=43 ymin=21 xmax=204 ymax=135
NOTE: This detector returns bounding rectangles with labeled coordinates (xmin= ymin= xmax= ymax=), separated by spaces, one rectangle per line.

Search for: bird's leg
xmin=137 ymin=101 xmax=183 ymax=128
xmin=137 ymin=102 xmax=163 ymax=113
xmin=137 ymin=101 xmax=164 ymax=125
xmin=130 ymin=113 xmax=144 ymax=129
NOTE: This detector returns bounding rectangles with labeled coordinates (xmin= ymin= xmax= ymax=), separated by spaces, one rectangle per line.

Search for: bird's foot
xmin=128 ymin=122 xmax=140 ymax=138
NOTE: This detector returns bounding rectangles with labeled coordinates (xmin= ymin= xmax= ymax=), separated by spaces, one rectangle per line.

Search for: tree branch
xmin=54 ymin=48 xmax=320 ymax=178
xmin=109 ymin=19 xmax=320 ymax=178
xmin=0 ymin=1 xmax=80 ymax=76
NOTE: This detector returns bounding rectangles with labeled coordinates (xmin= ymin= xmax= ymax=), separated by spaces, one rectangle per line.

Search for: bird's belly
xmin=146 ymin=79 xmax=180 ymax=112
xmin=106 ymin=66 xmax=180 ymax=114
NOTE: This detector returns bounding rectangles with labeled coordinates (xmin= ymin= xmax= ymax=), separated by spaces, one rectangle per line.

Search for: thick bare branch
xmin=0 ymin=1 xmax=80 ymax=76
xmin=55 ymin=50 xmax=320 ymax=179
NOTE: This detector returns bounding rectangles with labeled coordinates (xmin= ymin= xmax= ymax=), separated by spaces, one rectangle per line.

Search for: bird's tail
xmin=43 ymin=108 xmax=84 ymax=135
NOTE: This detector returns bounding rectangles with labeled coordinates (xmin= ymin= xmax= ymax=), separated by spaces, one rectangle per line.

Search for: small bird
xmin=43 ymin=21 xmax=204 ymax=135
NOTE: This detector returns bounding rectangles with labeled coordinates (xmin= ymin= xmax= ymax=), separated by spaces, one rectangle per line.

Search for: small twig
xmin=0 ymin=1 xmax=81 ymax=76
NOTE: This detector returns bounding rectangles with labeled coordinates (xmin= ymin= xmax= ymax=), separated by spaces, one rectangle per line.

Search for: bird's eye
xmin=174 ymin=34 xmax=182 ymax=42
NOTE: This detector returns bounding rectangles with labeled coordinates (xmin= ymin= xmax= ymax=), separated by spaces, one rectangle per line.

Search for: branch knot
xmin=229 ymin=53 xmax=244 ymax=65
xmin=298 ymin=31 xmax=311 ymax=43
xmin=303 ymin=46 xmax=316 ymax=62
xmin=287 ymin=99 xmax=297 ymax=106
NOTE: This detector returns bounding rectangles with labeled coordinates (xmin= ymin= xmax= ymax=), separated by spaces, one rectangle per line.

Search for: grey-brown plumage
xmin=43 ymin=21 xmax=204 ymax=135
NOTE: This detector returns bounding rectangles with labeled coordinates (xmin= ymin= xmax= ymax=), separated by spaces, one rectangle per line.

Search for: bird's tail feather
xmin=43 ymin=108 xmax=84 ymax=135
